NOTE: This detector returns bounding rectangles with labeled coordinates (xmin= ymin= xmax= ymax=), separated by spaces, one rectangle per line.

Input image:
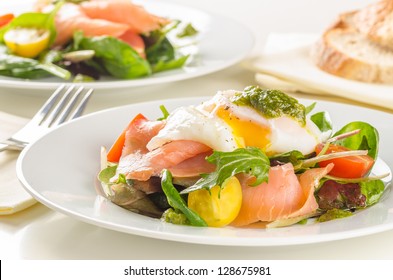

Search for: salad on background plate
xmin=98 ymin=85 xmax=389 ymax=229
xmin=0 ymin=0 xmax=198 ymax=82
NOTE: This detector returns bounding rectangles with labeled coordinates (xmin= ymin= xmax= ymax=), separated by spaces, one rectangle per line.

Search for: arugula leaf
xmin=74 ymin=33 xmax=151 ymax=79
xmin=360 ymin=179 xmax=385 ymax=206
xmin=181 ymin=147 xmax=270 ymax=194
xmin=269 ymin=150 xmax=306 ymax=169
xmin=333 ymin=121 xmax=379 ymax=159
xmin=310 ymin=111 xmax=333 ymax=133
xmin=161 ymin=169 xmax=207 ymax=227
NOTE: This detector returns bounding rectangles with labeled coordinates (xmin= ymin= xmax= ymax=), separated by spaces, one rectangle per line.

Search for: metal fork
xmin=0 ymin=85 xmax=93 ymax=152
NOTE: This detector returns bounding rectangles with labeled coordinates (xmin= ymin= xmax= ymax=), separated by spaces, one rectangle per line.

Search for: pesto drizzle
xmin=231 ymin=86 xmax=306 ymax=126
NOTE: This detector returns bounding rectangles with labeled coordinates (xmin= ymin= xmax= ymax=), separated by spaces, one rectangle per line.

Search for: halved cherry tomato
xmin=0 ymin=14 xmax=14 ymax=27
xmin=107 ymin=113 xmax=147 ymax=163
xmin=315 ymin=143 xmax=374 ymax=178
xmin=187 ymin=176 xmax=242 ymax=227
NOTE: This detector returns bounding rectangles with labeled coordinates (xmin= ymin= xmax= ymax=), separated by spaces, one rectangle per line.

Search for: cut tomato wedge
xmin=315 ymin=143 xmax=374 ymax=178
xmin=0 ymin=13 xmax=14 ymax=27
xmin=107 ymin=113 xmax=147 ymax=163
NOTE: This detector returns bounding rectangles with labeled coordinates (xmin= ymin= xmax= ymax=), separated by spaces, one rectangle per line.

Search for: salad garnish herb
xmin=181 ymin=147 xmax=270 ymax=194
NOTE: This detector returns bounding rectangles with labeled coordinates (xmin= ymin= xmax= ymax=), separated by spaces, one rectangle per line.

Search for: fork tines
xmin=38 ymin=85 xmax=93 ymax=128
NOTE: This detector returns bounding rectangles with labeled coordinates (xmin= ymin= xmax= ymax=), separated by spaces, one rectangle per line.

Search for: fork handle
xmin=0 ymin=143 xmax=10 ymax=152
xmin=0 ymin=142 xmax=24 ymax=152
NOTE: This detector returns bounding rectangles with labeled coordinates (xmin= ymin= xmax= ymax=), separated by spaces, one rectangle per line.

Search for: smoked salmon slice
xmin=114 ymin=116 xmax=213 ymax=188
xmin=231 ymin=163 xmax=334 ymax=226
xmin=54 ymin=3 xmax=129 ymax=46
xmin=80 ymin=0 xmax=170 ymax=34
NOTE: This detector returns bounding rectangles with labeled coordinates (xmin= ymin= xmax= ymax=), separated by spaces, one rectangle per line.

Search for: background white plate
xmin=0 ymin=0 xmax=254 ymax=89
xmin=17 ymin=97 xmax=393 ymax=246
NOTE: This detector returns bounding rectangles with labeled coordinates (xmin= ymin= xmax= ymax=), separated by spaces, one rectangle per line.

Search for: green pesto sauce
xmin=231 ymin=86 xmax=306 ymax=126
xmin=317 ymin=208 xmax=353 ymax=223
xmin=161 ymin=208 xmax=190 ymax=225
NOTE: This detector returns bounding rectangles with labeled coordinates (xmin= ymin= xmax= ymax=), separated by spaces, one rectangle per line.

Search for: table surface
xmin=2 ymin=0 xmax=392 ymax=260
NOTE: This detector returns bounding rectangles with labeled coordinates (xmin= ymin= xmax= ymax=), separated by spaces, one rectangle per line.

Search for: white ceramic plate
xmin=0 ymin=0 xmax=253 ymax=90
xmin=17 ymin=97 xmax=393 ymax=246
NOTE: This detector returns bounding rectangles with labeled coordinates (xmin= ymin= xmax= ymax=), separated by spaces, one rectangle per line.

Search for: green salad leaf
xmin=317 ymin=209 xmax=353 ymax=222
xmin=161 ymin=169 xmax=207 ymax=227
xmin=333 ymin=121 xmax=379 ymax=159
xmin=181 ymin=147 xmax=270 ymax=194
xmin=310 ymin=111 xmax=333 ymax=133
xmin=360 ymin=179 xmax=385 ymax=206
xmin=0 ymin=45 xmax=71 ymax=79
xmin=73 ymin=32 xmax=151 ymax=79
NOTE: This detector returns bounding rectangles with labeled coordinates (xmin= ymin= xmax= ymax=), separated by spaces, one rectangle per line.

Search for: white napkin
xmin=244 ymin=33 xmax=393 ymax=111
xmin=0 ymin=111 xmax=36 ymax=215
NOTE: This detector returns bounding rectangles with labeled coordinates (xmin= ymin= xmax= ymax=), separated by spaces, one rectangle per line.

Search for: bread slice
xmin=342 ymin=0 xmax=393 ymax=50
xmin=310 ymin=18 xmax=393 ymax=84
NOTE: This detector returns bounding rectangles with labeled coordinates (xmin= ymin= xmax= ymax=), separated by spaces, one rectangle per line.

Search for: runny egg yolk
xmin=216 ymin=107 xmax=271 ymax=151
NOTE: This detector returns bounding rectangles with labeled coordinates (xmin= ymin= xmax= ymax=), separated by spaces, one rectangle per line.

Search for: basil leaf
xmin=310 ymin=111 xmax=333 ymax=133
xmin=161 ymin=169 xmax=207 ymax=227
xmin=360 ymin=179 xmax=385 ymax=206
xmin=333 ymin=121 xmax=379 ymax=159
xmin=231 ymin=86 xmax=306 ymax=126
xmin=182 ymin=147 xmax=270 ymax=194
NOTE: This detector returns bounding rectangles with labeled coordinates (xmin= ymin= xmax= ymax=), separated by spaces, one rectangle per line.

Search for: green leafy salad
xmin=0 ymin=0 xmax=197 ymax=82
xmin=97 ymin=86 xmax=390 ymax=228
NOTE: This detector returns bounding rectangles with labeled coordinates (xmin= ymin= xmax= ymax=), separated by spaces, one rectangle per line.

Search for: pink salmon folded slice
xmin=80 ymin=0 xmax=170 ymax=34
xmin=231 ymin=163 xmax=334 ymax=226
xmin=114 ymin=116 xmax=214 ymax=187
xmin=54 ymin=3 xmax=129 ymax=46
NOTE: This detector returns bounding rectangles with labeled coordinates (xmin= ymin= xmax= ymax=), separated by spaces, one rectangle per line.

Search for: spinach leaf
xmin=146 ymin=36 xmax=175 ymax=65
xmin=231 ymin=86 xmax=307 ymax=126
xmin=333 ymin=121 xmax=379 ymax=159
xmin=74 ymin=33 xmax=151 ymax=79
xmin=0 ymin=48 xmax=71 ymax=79
xmin=152 ymin=55 xmax=188 ymax=73
xmin=182 ymin=147 xmax=270 ymax=194
xmin=310 ymin=111 xmax=332 ymax=133
xmin=161 ymin=169 xmax=207 ymax=227
xmin=360 ymin=179 xmax=385 ymax=206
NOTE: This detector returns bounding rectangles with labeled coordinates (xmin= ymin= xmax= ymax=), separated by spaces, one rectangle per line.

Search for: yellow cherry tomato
xmin=187 ymin=176 xmax=242 ymax=227
xmin=4 ymin=28 xmax=50 ymax=58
